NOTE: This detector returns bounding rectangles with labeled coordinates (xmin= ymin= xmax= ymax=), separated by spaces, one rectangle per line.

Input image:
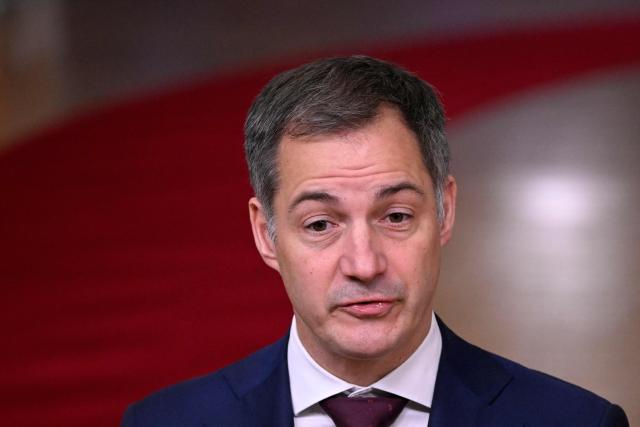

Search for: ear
xmin=248 ymin=197 xmax=280 ymax=272
xmin=440 ymin=175 xmax=457 ymax=246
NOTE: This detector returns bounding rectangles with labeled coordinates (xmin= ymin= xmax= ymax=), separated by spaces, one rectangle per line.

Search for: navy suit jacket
xmin=121 ymin=318 xmax=628 ymax=426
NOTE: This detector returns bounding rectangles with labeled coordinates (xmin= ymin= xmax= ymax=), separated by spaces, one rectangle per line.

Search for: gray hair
xmin=244 ymin=55 xmax=449 ymax=236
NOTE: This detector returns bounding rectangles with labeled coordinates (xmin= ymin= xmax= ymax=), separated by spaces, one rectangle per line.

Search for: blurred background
xmin=1 ymin=1 xmax=639 ymax=426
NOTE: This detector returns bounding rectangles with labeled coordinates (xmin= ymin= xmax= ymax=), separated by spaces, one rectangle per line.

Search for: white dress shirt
xmin=287 ymin=312 xmax=442 ymax=426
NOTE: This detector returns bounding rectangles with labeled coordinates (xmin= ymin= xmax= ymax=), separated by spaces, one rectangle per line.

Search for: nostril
xmin=345 ymin=275 xmax=368 ymax=285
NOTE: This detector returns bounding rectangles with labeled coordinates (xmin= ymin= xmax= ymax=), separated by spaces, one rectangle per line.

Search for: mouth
xmin=337 ymin=299 xmax=396 ymax=318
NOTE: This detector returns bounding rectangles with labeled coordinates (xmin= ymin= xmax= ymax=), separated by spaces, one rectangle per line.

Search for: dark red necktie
xmin=319 ymin=394 xmax=408 ymax=427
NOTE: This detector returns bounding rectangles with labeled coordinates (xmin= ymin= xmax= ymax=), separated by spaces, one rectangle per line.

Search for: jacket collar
xmin=428 ymin=316 xmax=513 ymax=427
xmin=222 ymin=334 xmax=294 ymax=427
xmin=220 ymin=316 xmax=513 ymax=427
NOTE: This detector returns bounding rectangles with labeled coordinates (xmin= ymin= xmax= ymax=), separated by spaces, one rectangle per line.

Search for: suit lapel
xmin=241 ymin=354 xmax=293 ymax=427
xmin=428 ymin=353 xmax=484 ymax=427
xmin=220 ymin=319 xmax=515 ymax=427
xmin=222 ymin=335 xmax=294 ymax=427
xmin=428 ymin=317 xmax=513 ymax=427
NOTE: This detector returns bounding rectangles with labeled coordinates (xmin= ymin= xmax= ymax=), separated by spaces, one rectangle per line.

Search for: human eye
xmin=382 ymin=210 xmax=413 ymax=228
xmin=387 ymin=212 xmax=411 ymax=223
xmin=303 ymin=218 xmax=336 ymax=234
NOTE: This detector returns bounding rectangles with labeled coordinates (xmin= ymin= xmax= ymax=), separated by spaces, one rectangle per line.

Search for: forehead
xmin=275 ymin=107 xmax=432 ymax=201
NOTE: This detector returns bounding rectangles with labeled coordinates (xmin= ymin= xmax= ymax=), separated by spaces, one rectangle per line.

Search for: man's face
xmin=249 ymin=106 xmax=456 ymax=378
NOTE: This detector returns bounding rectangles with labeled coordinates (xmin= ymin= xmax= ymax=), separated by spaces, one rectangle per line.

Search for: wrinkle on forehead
xmin=290 ymin=171 xmax=428 ymax=201
xmin=288 ymin=179 xmax=427 ymax=214
xmin=275 ymin=106 xmax=433 ymax=211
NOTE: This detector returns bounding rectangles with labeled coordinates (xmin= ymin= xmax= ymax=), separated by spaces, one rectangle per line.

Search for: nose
xmin=338 ymin=221 xmax=387 ymax=284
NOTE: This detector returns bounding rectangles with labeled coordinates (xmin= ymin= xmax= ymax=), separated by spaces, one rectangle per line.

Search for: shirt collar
xmin=287 ymin=312 xmax=442 ymax=415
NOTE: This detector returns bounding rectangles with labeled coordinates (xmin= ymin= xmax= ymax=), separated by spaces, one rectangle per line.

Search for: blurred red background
xmin=1 ymin=7 xmax=639 ymax=427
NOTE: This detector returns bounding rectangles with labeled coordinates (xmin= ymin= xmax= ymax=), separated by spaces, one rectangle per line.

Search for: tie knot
xmin=319 ymin=394 xmax=408 ymax=427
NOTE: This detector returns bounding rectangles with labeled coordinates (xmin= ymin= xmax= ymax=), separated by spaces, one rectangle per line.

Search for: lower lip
xmin=339 ymin=301 xmax=394 ymax=318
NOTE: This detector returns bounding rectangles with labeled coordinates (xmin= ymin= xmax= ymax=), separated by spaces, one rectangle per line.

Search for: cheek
xmin=392 ymin=235 xmax=438 ymax=268
xmin=279 ymin=249 xmax=335 ymax=309
xmin=392 ymin=237 xmax=441 ymax=292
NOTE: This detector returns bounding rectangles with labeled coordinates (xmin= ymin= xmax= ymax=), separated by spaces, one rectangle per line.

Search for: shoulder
xmin=493 ymin=353 xmax=627 ymax=425
xmin=436 ymin=318 xmax=628 ymax=426
xmin=121 ymin=336 xmax=289 ymax=427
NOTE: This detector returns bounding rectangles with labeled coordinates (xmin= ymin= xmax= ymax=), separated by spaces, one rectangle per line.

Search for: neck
xmin=316 ymin=349 xmax=416 ymax=386
xmin=295 ymin=315 xmax=431 ymax=386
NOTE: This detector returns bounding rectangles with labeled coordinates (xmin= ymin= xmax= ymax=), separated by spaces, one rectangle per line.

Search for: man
xmin=121 ymin=56 xmax=628 ymax=426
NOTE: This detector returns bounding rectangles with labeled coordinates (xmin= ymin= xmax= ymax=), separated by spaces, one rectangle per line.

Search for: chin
xmin=330 ymin=326 xmax=402 ymax=361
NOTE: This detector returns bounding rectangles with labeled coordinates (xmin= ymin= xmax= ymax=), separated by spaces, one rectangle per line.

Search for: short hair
xmin=244 ymin=55 xmax=449 ymax=235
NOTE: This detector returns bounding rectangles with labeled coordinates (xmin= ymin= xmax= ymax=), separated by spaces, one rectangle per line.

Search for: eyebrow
xmin=288 ymin=191 xmax=339 ymax=213
xmin=288 ymin=181 xmax=424 ymax=213
xmin=375 ymin=182 xmax=425 ymax=200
